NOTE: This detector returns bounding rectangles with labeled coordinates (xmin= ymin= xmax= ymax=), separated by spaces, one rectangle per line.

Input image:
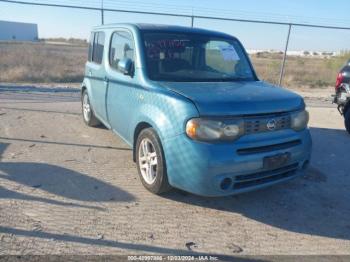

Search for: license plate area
xmin=263 ymin=153 xmax=291 ymax=170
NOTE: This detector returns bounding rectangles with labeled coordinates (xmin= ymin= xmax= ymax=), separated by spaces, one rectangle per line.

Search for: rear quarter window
xmin=92 ymin=32 xmax=105 ymax=64
xmin=88 ymin=33 xmax=94 ymax=62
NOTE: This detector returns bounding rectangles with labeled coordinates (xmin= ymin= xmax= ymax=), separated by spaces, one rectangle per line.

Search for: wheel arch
xmin=133 ymin=122 xmax=153 ymax=162
xmin=81 ymin=85 xmax=87 ymax=95
xmin=81 ymin=78 xmax=93 ymax=98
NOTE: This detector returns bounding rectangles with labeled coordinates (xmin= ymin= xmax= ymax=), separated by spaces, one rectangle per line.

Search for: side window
xmin=205 ymin=41 xmax=236 ymax=74
xmin=92 ymin=32 xmax=105 ymax=64
xmin=88 ymin=32 xmax=94 ymax=62
xmin=109 ymin=31 xmax=135 ymax=72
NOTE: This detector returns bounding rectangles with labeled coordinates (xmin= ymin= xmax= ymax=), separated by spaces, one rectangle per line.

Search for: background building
xmin=0 ymin=20 xmax=38 ymax=41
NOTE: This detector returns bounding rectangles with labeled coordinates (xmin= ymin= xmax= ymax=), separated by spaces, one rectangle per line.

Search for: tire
xmin=345 ymin=109 xmax=350 ymax=134
xmin=81 ymin=90 xmax=101 ymax=127
xmin=136 ymin=128 xmax=171 ymax=194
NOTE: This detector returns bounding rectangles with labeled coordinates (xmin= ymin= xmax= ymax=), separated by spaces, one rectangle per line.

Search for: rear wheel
xmin=82 ymin=90 xmax=100 ymax=127
xmin=345 ymin=108 xmax=350 ymax=134
xmin=136 ymin=128 xmax=171 ymax=194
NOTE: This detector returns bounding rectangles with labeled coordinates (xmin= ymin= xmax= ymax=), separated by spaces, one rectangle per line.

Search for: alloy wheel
xmin=138 ymin=138 xmax=158 ymax=185
xmin=82 ymin=93 xmax=91 ymax=122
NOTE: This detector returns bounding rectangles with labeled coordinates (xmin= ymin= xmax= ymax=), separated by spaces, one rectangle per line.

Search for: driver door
xmin=106 ymin=30 xmax=136 ymax=140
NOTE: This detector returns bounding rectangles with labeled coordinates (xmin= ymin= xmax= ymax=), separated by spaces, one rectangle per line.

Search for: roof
xmin=93 ymin=23 xmax=234 ymax=38
xmin=0 ymin=20 xmax=37 ymax=27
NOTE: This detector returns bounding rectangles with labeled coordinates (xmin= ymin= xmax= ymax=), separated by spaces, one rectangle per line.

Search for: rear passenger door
xmin=106 ymin=30 xmax=136 ymax=140
xmin=86 ymin=31 xmax=108 ymax=122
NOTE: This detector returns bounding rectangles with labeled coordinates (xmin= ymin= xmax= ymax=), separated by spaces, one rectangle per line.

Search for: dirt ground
xmin=0 ymin=84 xmax=349 ymax=258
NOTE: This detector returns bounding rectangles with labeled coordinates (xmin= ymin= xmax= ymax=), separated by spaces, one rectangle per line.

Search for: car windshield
xmin=142 ymin=32 xmax=255 ymax=82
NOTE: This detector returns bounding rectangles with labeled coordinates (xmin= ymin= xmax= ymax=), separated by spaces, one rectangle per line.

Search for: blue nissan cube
xmin=81 ymin=23 xmax=312 ymax=196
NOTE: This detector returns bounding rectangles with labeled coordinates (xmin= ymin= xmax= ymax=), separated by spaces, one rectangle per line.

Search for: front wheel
xmin=345 ymin=109 xmax=350 ymax=134
xmin=136 ymin=128 xmax=171 ymax=194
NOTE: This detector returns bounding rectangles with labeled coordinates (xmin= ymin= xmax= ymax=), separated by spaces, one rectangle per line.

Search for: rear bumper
xmin=163 ymin=128 xmax=312 ymax=197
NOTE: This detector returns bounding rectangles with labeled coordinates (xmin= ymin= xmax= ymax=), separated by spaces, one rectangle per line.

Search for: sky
xmin=0 ymin=0 xmax=350 ymax=51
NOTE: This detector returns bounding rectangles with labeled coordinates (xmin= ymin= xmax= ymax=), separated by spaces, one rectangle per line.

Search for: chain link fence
xmin=1 ymin=0 xmax=350 ymax=88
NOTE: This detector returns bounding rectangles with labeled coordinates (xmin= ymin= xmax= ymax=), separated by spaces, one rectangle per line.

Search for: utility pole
xmin=101 ymin=0 xmax=104 ymax=25
xmin=191 ymin=7 xmax=194 ymax=27
xmin=278 ymin=24 xmax=292 ymax=86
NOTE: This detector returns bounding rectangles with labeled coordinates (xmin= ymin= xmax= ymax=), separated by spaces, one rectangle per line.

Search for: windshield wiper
xmin=153 ymin=77 xmax=254 ymax=82
xmin=201 ymin=77 xmax=253 ymax=82
xmin=232 ymin=77 xmax=253 ymax=81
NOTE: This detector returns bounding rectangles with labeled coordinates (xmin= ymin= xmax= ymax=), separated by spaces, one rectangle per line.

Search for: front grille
xmin=237 ymin=140 xmax=302 ymax=155
xmin=233 ymin=163 xmax=299 ymax=189
xmin=244 ymin=114 xmax=291 ymax=135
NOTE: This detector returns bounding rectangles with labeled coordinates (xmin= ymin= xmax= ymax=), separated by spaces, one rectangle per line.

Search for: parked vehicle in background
xmin=333 ymin=60 xmax=350 ymax=134
xmin=335 ymin=60 xmax=350 ymax=89
xmin=81 ymin=23 xmax=312 ymax=197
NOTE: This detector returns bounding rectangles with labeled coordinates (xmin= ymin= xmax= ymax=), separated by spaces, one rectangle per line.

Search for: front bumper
xmin=163 ymin=128 xmax=312 ymax=197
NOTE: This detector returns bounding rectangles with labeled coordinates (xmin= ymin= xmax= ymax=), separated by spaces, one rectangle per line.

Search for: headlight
xmin=186 ymin=118 xmax=244 ymax=142
xmin=291 ymin=110 xmax=309 ymax=131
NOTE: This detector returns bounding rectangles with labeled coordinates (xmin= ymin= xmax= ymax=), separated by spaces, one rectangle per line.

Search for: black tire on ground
xmin=136 ymin=128 xmax=171 ymax=194
xmin=345 ymin=108 xmax=350 ymax=134
xmin=81 ymin=89 xmax=101 ymax=127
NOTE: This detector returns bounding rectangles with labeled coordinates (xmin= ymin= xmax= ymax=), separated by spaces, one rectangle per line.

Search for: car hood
xmin=158 ymin=81 xmax=304 ymax=116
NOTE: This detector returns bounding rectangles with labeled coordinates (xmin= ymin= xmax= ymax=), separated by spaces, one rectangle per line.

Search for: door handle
xmin=104 ymin=77 xmax=109 ymax=85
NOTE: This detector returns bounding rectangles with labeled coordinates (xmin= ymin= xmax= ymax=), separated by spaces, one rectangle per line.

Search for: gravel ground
xmin=0 ymin=84 xmax=349 ymax=258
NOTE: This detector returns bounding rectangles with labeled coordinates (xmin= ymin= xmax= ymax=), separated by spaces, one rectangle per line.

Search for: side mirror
xmin=118 ymin=58 xmax=133 ymax=76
